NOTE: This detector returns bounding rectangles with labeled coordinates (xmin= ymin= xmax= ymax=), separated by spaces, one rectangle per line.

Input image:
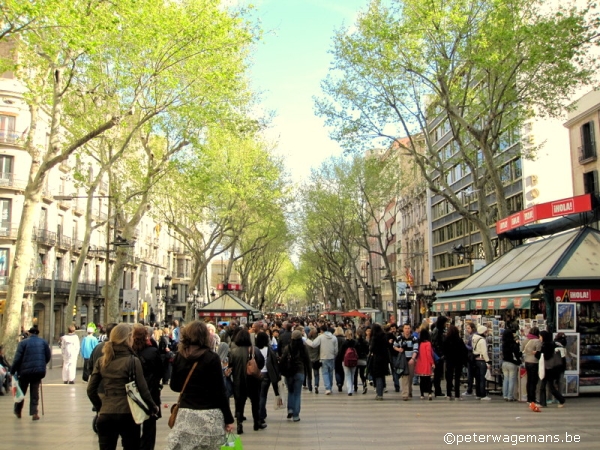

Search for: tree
xmin=316 ymin=0 xmax=598 ymax=263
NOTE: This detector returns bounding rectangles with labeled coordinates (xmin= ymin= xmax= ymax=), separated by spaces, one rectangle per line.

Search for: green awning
xmin=433 ymin=288 xmax=533 ymax=312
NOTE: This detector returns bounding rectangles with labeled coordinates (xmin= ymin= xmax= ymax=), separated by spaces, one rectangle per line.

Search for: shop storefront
xmin=434 ymin=226 xmax=600 ymax=395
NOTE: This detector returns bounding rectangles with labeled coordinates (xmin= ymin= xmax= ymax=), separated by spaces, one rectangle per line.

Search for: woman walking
xmin=229 ymin=328 xmax=265 ymax=433
xmin=354 ymin=328 xmax=369 ymax=394
xmin=368 ymin=324 xmax=390 ymax=401
xmin=281 ymin=330 xmax=310 ymax=421
xmin=340 ymin=329 xmax=357 ymax=395
xmin=256 ymin=331 xmax=281 ymax=426
xmin=166 ymin=320 xmax=234 ymax=450
xmin=334 ymin=327 xmax=346 ymax=392
xmin=414 ymin=328 xmax=435 ymax=400
xmin=87 ymin=323 xmax=158 ymax=450
xmin=131 ymin=324 xmax=163 ymax=450
xmin=521 ymin=327 xmax=542 ymax=412
xmin=442 ymin=325 xmax=467 ymax=400
xmin=539 ymin=331 xmax=566 ymax=408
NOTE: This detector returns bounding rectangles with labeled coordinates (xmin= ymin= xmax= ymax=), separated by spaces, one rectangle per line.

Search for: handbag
xmin=126 ymin=356 xmax=152 ymax=425
xmin=221 ymin=433 xmax=243 ymax=449
xmin=485 ymin=367 xmax=495 ymax=382
xmin=11 ymin=375 xmax=25 ymax=403
xmin=246 ymin=347 xmax=261 ymax=379
xmin=168 ymin=361 xmax=198 ymax=429
xmin=538 ymin=354 xmax=545 ymax=380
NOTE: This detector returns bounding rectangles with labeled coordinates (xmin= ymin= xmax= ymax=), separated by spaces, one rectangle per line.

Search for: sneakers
xmin=462 ymin=392 xmax=473 ymax=397
xmin=558 ymin=403 xmax=565 ymax=408
xmin=14 ymin=411 xmax=21 ymax=419
xmin=362 ymin=386 xmax=367 ymax=395
xmin=375 ymin=396 xmax=383 ymax=401
xmin=348 ymin=393 xmax=352 ymax=396
xmin=315 ymin=387 xmax=319 ymax=394
xmin=325 ymin=390 xmax=332 ymax=395
xmin=480 ymin=396 xmax=492 ymax=401
xmin=287 ymin=413 xmax=292 ymax=419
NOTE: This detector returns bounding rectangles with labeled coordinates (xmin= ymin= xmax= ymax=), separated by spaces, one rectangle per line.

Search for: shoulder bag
xmin=168 ymin=361 xmax=198 ymax=429
xmin=247 ymin=346 xmax=262 ymax=379
xmin=126 ymin=356 xmax=152 ymax=425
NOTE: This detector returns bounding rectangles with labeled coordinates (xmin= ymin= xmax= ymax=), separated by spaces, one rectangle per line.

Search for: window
xmin=0 ymin=198 xmax=10 ymax=231
xmin=0 ymin=155 xmax=13 ymax=180
xmin=583 ymin=170 xmax=598 ymax=194
xmin=512 ymin=158 xmax=522 ymax=179
xmin=0 ymin=114 xmax=17 ymax=144
xmin=580 ymin=121 xmax=596 ymax=161
xmin=0 ymin=248 xmax=8 ymax=285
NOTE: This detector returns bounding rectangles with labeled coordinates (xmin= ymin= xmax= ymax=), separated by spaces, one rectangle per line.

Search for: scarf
xmin=526 ymin=333 xmax=538 ymax=340
xmin=180 ymin=344 xmax=208 ymax=360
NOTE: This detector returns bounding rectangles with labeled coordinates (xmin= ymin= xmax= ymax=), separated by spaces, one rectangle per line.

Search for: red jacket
xmin=414 ymin=341 xmax=435 ymax=376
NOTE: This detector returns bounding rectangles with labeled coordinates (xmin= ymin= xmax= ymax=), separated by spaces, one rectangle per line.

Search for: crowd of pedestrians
xmin=1 ymin=314 xmax=569 ymax=449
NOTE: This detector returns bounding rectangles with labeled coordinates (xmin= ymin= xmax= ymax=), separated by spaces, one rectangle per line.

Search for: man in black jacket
xmin=10 ymin=325 xmax=51 ymax=420
xmin=277 ymin=322 xmax=293 ymax=356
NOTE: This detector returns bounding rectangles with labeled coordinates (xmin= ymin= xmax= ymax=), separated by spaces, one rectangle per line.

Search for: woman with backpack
xmin=339 ymin=329 xmax=358 ymax=396
xmin=354 ymin=328 xmax=370 ymax=394
xmin=280 ymin=330 xmax=310 ymax=422
xmin=539 ymin=330 xmax=566 ymax=408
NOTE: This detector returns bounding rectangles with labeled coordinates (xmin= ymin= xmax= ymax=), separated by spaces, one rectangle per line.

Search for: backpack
xmin=343 ymin=347 xmax=358 ymax=368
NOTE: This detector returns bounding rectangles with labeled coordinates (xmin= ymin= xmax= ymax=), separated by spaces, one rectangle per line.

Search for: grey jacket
xmin=306 ymin=332 xmax=338 ymax=360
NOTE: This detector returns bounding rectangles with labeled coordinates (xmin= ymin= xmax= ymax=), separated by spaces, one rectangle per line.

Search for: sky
xmin=245 ymin=0 xmax=369 ymax=184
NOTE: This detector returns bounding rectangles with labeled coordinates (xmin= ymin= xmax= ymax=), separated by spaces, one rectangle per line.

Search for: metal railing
xmin=34 ymin=228 xmax=57 ymax=246
xmin=0 ymin=130 xmax=22 ymax=145
xmin=0 ymin=222 xmax=19 ymax=239
xmin=0 ymin=173 xmax=27 ymax=190
xmin=578 ymin=143 xmax=597 ymax=163
xmin=56 ymin=234 xmax=72 ymax=250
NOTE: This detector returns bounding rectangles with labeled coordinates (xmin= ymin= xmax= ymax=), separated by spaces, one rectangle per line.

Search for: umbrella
xmin=328 ymin=310 xmax=344 ymax=315
xmin=341 ymin=310 xmax=368 ymax=318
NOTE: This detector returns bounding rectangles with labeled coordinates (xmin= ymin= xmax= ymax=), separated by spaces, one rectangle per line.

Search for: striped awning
xmin=433 ymin=288 xmax=533 ymax=312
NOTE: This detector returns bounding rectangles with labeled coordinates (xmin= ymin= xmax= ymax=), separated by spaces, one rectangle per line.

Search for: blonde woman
xmin=87 ymin=323 xmax=158 ymax=450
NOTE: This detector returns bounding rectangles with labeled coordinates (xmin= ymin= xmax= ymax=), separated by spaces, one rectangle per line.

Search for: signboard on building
xmin=122 ymin=289 xmax=138 ymax=313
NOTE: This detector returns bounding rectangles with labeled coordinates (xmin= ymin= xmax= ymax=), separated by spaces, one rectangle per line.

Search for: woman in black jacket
xmin=539 ymin=330 xmax=566 ymax=407
xmin=256 ymin=331 xmax=281 ymax=426
xmin=369 ymin=324 xmax=390 ymax=401
xmin=132 ymin=324 xmax=164 ymax=450
xmin=88 ymin=323 xmax=158 ymax=450
xmin=442 ymin=325 xmax=468 ymax=400
xmin=166 ymin=321 xmax=234 ymax=450
xmin=501 ymin=327 xmax=521 ymax=402
xmin=354 ymin=328 xmax=370 ymax=394
xmin=229 ymin=328 xmax=265 ymax=434
xmin=281 ymin=330 xmax=310 ymax=422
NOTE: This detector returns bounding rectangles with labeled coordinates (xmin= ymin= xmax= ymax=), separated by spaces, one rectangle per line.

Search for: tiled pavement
xmin=1 ymin=349 xmax=599 ymax=450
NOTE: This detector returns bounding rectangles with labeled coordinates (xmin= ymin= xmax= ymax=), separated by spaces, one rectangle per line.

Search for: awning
xmin=433 ymin=288 xmax=533 ymax=312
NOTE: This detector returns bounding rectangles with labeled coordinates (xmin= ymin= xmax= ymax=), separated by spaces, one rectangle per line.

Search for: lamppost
xmin=155 ymin=274 xmax=172 ymax=326
xmin=406 ymin=289 xmax=416 ymax=325
xmin=187 ymin=287 xmax=200 ymax=320
xmin=422 ymin=276 xmax=439 ymax=315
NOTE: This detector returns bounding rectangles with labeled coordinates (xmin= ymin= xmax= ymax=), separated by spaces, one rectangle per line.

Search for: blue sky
xmin=246 ymin=0 xmax=369 ymax=183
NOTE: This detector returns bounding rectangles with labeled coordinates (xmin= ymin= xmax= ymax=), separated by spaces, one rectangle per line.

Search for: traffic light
xmin=73 ymin=305 xmax=77 ymax=316
xmin=0 ymin=299 xmax=5 ymax=314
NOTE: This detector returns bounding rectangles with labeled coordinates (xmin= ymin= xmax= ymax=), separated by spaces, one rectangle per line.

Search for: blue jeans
xmin=375 ymin=377 xmax=385 ymax=397
xmin=321 ymin=359 xmax=334 ymax=391
xmin=343 ymin=366 xmax=356 ymax=394
xmin=502 ymin=361 xmax=518 ymax=400
xmin=286 ymin=372 xmax=304 ymax=419
xmin=474 ymin=360 xmax=487 ymax=398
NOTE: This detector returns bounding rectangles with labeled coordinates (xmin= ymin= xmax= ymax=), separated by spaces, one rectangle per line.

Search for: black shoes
xmin=337 ymin=385 xmax=343 ymax=392
xmin=287 ymin=413 xmax=293 ymax=419
xmin=254 ymin=422 xmax=267 ymax=431
xmin=237 ymin=423 xmax=243 ymax=434
xmin=315 ymin=387 xmax=318 ymax=394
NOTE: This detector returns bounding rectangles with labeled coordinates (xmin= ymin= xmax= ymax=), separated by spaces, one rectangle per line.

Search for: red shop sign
xmin=475 ymin=299 xmax=483 ymax=310
xmin=486 ymin=299 xmax=496 ymax=310
xmin=514 ymin=297 xmax=522 ymax=308
xmin=554 ymin=289 xmax=600 ymax=302
xmin=500 ymin=298 xmax=509 ymax=309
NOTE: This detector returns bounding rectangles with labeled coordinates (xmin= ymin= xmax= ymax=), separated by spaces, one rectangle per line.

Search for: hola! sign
xmin=496 ymin=194 xmax=592 ymax=235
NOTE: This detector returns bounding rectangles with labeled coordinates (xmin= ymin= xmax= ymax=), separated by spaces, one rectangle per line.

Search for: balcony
xmin=41 ymin=187 xmax=53 ymax=203
xmin=71 ymin=239 xmax=84 ymax=253
xmin=0 ymin=222 xmax=19 ymax=239
xmin=73 ymin=200 xmax=85 ymax=216
xmin=578 ymin=143 xmax=597 ymax=164
xmin=34 ymin=228 xmax=57 ymax=246
xmin=0 ymin=173 xmax=27 ymax=191
xmin=0 ymin=130 xmax=24 ymax=147
xmin=34 ymin=278 xmax=100 ymax=296
xmin=56 ymin=234 xmax=71 ymax=251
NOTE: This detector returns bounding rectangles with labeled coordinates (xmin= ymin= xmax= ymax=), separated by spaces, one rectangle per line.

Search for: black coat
xmin=11 ymin=335 xmax=51 ymax=378
xmin=229 ymin=345 xmax=265 ymax=399
xmin=442 ymin=334 xmax=468 ymax=367
xmin=138 ymin=345 xmax=163 ymax=417
xmin=369 ymin=334 xmax=390 ymax=378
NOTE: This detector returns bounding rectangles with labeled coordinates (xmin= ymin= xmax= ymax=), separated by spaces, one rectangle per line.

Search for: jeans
xmin=474 ymin=360 xmax=488 ymax=398
xmin=14 ymin=375 xmax=41 ymax=416
xmin=308 ymin=363 xmax=320 ymax=391
xmin=321 ymin=359 xmax=334 ymax=391
xmin=96 ymin=413 xmax=140 ymax=450
xmin=354 ymin=365 xmax=367 ymax=391
xmin=343 ymin=366 xmax=356 ymax=394
xmin=375 ymin=377 xmax=385 ymax=397
xmin=234 ymin=377 xmax=261 ymax=425
xmin=400 ymin=361 xmax=415 ymax=399
xmin=335 ymin=366 xmax=345 ymax=390
xmin=391 ymin=356 xmax=400 ymax=390
xmin=433 ymin=358 xmax=445 ymax=396
xmin=525 ymin=362 xmax=539 ymax=403
xmin=502 ymin=361 xmax=518 ymax=400
xmin=466 ymin=361 xmax=474 ymax=394
xmin=259 ymin=373 xmax=272 ymax=421
xmin=286 ymin=372 xmax=304 ymax=419
xmin=445 ymin=362 xmax=462 ymax=398
xmin=140 ymin=416 xmax=157 ymax=450
xmin=540 ymin=369 xmax=565 ymax=406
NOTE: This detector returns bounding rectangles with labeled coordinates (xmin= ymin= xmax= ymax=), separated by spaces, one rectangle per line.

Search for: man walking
xmin=394 ymin=324 xmax=419 ymax=401
xmin=305 ymin=324 xmax=338 ymax=395
xmin=60 ymin=324 xmax=80 ymax=384
xmin=80 ymin=327 xmax=98 ymax=381
xmin=10 ymin=325 xmax=51 ymax=420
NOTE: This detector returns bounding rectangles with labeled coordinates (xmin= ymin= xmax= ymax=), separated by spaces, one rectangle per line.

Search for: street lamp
xmin=422 ymin=276 xmax=439 ymax=313
xmin=155 ymin=274 xmax=172 ymax=326
xmin=406 ymin=289 xmax=416 ymax=325
xmin=187 ymin=287 xmax=200 ymax=320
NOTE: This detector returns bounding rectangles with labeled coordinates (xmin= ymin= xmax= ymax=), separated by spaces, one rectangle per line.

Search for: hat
xmin=28 ymin=325 xmax=40 ymax=335
xmin=477 ymin=325 xmax=487 ymax=335
xmin=291 ymin=330 xmax=303 ymax=340
xmin=87 ymin=327 xmax=95 ymax=334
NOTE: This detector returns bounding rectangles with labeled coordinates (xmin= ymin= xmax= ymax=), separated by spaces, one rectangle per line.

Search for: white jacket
xmin=60 ymin=333 xmax=80 ymax=359
xmin=306 ymin=332 xmax=338 ymax=360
